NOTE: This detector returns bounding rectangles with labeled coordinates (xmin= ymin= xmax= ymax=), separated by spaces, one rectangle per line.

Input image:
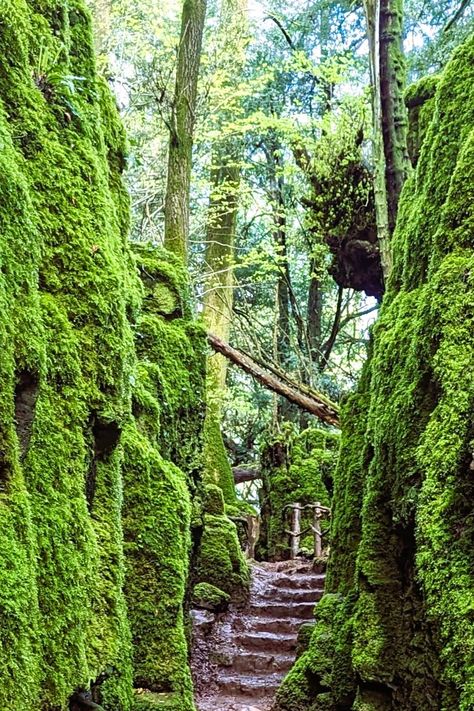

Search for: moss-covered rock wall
xmin=274 ymin=36 xmax=474 ymax=711
xmin=122 ymin=246 xmax=206 ymax=711
xmin=0 ymin=2 xmax=209 ymax=710
xmin=0 ymin=0 xmax=139 ymax=706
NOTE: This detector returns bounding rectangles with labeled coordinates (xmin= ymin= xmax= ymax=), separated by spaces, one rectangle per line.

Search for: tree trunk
xmin=365 ymin=0 xmax=409 ymax=283
xmin=265 ymin=136 xmax=297 ymax=422
xmin=201 ymin=0 xmax=248 ymax=501
xmin=307 ymin=257 xmax=324 ymax=367
xmin=207 ymin=333 xmax=340 ymax=427
xmin=164 ymin=0 xmax=207 ymax=261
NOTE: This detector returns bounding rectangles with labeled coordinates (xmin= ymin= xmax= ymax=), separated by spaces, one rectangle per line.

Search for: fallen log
xmin=207 ymin=333 xmax=340 ymax=428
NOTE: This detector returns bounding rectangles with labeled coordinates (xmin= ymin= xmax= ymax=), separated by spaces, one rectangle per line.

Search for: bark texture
xmin=208 ymin=334 xmax=340 ymax=427
xmin=365 ymin=0 xmax=410 ymax=284
xmin=164 ymin=0 xmax=207 ymax=260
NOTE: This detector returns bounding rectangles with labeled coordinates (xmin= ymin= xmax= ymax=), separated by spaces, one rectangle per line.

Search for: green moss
xmin=0 ymin=0 xmax=140 ymax=705
xmin=0 ymin=0 xmax=211 ymax=707
xmin=257 ymin=427 xmax=338 ymax=560
xmin=202 ymin=398 xmax=238 ymax=505
xmin=133 ymin=690 xmax=183 ymax=710
xmin=202 ymin=482 xmax=225 ymax=515
xmin=192 ymin=582 xmax=230 ymax=611
xmin=405 ymin=74 xmax=440 ymax=167
xmin=194 ymin=510 xmax=250 ymax=603
xmin=276 ymin=36 xmax=474 ymax=711
xmin=120 ymin=246 xmax=207 ymax=711
xmin=122 ymin=426 xmax=194 ymax=708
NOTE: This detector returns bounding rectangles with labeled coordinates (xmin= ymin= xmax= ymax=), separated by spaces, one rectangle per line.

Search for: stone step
xmin=269 ymin=573 xmax=326 ymax=590
xmin=231 ymin=651 xmax=294 ymax=673
xmin=218 ymin=672 xmax=284 ymax=698
xmin=259 ymin=587 xmax=319 ymax=603
xmin=235 ymin=630 xmax=297 ymax=652
xmin=238 ymin=616 xmax=305 ymax=635
xmin=249 ymin=600 xmax=315 ymax=619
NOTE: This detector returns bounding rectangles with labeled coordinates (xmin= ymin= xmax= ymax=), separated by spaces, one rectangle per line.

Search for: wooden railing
xmin=283 ymin=502 xmax=331 ymax=559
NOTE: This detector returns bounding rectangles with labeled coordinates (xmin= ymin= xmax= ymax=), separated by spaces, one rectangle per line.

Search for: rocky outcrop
xmin=0 ymin=3 xmax=209 ymax=710
xmin=274 ymin=35 xmax=474 ymax=711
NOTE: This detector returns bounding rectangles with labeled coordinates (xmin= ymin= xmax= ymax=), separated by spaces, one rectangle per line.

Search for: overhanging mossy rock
xmin=192 ymin=582 xmax=230 ymax=612
xmin=276 ymin=35 xmax=474 ymax=711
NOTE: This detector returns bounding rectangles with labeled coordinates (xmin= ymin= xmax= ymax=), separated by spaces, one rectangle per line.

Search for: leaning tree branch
xmin=443 ymin=0 xmax=472 ymax=31
xmin=233 ymin=466 xmax=261 ymax=484
xmin=264 ymin=15 xmax=296 ymax=50
xmin=208 ymin=333 xmax=340 ymax=427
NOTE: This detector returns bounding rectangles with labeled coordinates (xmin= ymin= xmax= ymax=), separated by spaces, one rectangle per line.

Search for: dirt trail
xmin=193 ymin=560 xmax=325 ymax=711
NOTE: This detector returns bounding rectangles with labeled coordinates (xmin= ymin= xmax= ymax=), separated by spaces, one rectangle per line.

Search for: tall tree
xmin=365 ymin=0 xmax=410 ymax=282
xmin=202 ymin=0 xmax=248 ymax=501
xmin=164 ymin=0 xmax=207 ymax=260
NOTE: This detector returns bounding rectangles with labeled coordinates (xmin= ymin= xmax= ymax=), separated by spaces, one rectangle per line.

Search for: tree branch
xmin=264 ymin=15 xmax=296 ymax=50
xmin=443 ymin=0 xmax=472 ymax=31
xmin=208 ymin=333 xmax=340 ymax=427
xmin=233 ymin=466 xmax=261 ymax=484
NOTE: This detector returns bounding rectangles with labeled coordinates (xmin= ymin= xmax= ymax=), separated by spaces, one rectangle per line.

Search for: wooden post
xmin=314 ymin=502 xmax=322 ymax=558
xmin=290 ymin=503 xmax=301 ymax=560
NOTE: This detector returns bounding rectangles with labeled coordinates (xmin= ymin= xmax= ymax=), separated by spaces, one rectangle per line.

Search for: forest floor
xmin=193 ymin=560 xmax=325 ymax=711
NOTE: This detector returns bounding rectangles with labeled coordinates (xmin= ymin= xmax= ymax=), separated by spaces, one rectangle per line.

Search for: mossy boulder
xmin=203 ymin=483 xmax=226 ymax=515
xmin=195 ymin=511 xmax=250 ymax=604
xmin=192 ymin=582 xmax=230 ymax=612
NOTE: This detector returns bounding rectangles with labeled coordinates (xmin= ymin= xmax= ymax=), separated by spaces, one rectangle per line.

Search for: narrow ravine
xmin=192 ymin=560 xmax=325 ymax=711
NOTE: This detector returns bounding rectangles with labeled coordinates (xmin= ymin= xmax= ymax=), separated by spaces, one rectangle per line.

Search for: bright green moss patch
xmin=202 ymin=398 xmax=238 ymax=505
xmin=133 ymin=690 xmax=183 ymax=710
xmin=121 ymin=246 xmax=207 ymax=711
xmin=405 ymin=74 xmax=439 ymax=166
